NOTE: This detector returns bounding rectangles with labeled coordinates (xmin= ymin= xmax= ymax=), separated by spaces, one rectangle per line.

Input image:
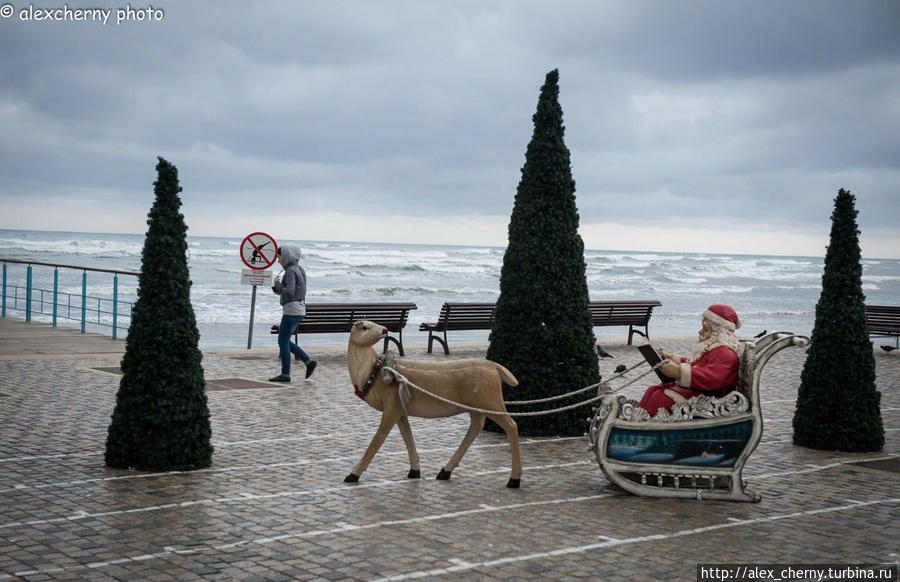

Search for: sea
xmin=2 ymin=229 xmax=898 ymax=350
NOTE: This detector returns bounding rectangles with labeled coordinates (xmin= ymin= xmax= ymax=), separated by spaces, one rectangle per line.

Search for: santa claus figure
xmin=638 ymin=304 xmax=742 ymax=416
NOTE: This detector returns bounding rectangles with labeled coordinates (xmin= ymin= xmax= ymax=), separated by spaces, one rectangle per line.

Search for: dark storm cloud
xmin=1 ymin=0 xmax=898 ymax=242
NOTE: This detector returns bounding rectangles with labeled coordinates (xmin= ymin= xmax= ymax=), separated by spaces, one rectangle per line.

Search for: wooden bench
xmin=419 ymin=299 xmax=662 ymax=355
xmin=271 ymin=302 xmax=417 ymax=355
xmin=419 ymin=302 xmax=496 ymax=355
xmin=589 ymin=331 xmax=809 ymax=502
xmin=589 ymin=300 xmax=662 ymax=345
xmin=866 ymin=304 xmax=900 ymax=348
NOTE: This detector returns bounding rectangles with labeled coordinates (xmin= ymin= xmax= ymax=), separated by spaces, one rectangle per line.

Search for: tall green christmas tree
xmin=486 ymin=69 xmax=600 ymax=437
xmin=792 ymin=188 xmax=883 ymax=451
xmin=105 ymin=157 xmax=213 ymax=471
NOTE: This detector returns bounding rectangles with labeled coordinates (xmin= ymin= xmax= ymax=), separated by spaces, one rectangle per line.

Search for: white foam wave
xmin=664 ymin=286 xmax=755 ymax=295
xmin=0 ymin=237 xmax=143 ymax=256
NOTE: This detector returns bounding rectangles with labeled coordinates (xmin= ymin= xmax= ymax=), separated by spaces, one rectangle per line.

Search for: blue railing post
xmin=112 ymin=274 xmax=119 ymax=339
xmin=81 ymin=270 xmax=87 ymax=333
xmin=0 ymin=260 xmax=134 ymax=335
xmin=26 ymin=265 xmax=33 ymax=322
xmin=52 ymin=268 xmax=59 ymax=327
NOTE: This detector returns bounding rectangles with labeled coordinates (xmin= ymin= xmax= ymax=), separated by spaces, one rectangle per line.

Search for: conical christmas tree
xmin=105 ymin=157 xmax=213 ymax=470
xmin=792 ymin=188 xmax=883 ymax=451
xmin=486 ymin=69 xmax=600 ymax=436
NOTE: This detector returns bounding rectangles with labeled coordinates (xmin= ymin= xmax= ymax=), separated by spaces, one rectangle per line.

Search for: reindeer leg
xmin=486 ymin=412 xmax=522 ymax=488
xmin=345 ymin=405 xmax=403 ymax=483
xmin=396 ymin=414 xmax=421 ymax=479
xmin=437 ymin=412 xmax=485 ymax=481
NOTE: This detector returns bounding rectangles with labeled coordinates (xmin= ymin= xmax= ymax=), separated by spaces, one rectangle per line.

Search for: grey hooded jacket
xmin=272 ymin=245 xmax=307 ymax=315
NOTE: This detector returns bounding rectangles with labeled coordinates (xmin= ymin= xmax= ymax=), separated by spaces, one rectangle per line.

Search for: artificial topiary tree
xmin=486 ymin=69 xmax=600 ymax=437
xmin=792 ymin=188 xmax=883 ymax=451
xmin=105 ymin=157 xmax=213 ymax=470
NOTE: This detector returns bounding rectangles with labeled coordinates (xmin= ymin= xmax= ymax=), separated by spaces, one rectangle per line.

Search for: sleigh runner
xmin=588 ymin=332 xmax=809 ymax=502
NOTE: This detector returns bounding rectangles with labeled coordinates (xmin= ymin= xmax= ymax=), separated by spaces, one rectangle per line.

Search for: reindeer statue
xmin=345 ymin=320 xmax=522 ymax=488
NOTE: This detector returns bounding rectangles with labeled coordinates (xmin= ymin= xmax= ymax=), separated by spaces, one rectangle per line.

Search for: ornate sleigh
xmin=588 ymin=332 xmax=809 ymax=502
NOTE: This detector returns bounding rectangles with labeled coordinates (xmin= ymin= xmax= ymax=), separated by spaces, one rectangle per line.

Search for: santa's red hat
xmin=703 ymin=304 xmax=741 ymax=331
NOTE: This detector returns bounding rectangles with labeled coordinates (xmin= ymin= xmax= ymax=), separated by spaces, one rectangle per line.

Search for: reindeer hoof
xmin=344 ymin=473 xmax=360 ymax=483
xmin=407 ymin=469 xmax=421 ymax=479
xmin=436 ymin=468 xmax=452 ymax=480
xmin=506 ymin=478 xmax=521 ymax=489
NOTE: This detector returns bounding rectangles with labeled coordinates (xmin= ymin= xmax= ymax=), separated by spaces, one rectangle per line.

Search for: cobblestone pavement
xmin=1 ymin=324 xmax=898 ymax=581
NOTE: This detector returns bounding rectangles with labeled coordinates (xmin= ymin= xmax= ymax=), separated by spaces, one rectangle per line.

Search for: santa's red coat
xmin=638 ymin=345 xmax=739 ymax=416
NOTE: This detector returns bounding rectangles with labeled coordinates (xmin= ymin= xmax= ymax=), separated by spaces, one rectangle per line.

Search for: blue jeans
xmin=278 ymin=314 xmax=311 ymax=377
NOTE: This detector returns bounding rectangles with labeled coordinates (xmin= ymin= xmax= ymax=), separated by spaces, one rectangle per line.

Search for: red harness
xmin=353 ymin=355 xmax=385 ymax=400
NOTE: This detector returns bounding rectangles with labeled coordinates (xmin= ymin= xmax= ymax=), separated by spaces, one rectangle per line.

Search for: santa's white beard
xmin=689 ymin=326 xmax=740 ymax=363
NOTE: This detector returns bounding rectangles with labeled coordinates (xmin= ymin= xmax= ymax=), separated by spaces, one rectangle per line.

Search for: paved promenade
xmin=1 ymin=318 xmax=898 ymax=581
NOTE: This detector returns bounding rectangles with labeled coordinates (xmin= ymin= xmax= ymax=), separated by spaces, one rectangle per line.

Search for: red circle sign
xmin=241 ymin=232 xmax=278 ymax=270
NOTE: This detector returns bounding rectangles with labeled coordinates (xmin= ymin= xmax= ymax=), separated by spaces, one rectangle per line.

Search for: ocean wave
xmin=776 ymin=284 xmax=821 ymax=290
xmin=738 ymin=308 xmax=814 ymax=316
xmin=589 ymin=288 xmax=641 ymax=297
xmin=190 ymin=288 xmax=253 ymax=297
xmin=664 ymin=286 xmax=755 ymax=295
xmin=354 ymin=263 xmax=429 ymax=272
xmin=373 ymin=286 xmax=440 ymax=296
xmin=188 ymin=248 xmax=236 ymax=258
xmin=5 ymin=230 xmax=897 ymax=348
xmin=0 ymin=237 xmax=143 ymax=256
xmin=307 ymin=289 xmax=353 ymax=296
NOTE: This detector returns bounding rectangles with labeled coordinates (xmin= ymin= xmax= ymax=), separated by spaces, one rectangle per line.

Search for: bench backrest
xmin=588 ymin=300 xmax=661 ymax=326
xmin=436 ymin=302 xmax=496 ymax=330
xmin=866 ymin=305 xmax=900 ymax=334
xmin=297 ymin=302 xmax=416 ymax=332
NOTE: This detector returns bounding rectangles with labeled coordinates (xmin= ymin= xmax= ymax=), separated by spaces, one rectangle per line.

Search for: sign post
xmin=240 ymin=232 xmax=278 ymax=349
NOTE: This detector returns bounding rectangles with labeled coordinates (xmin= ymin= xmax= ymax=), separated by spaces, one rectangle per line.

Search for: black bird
xmin=615 ymin=364 xmax=627 ymax=374
xmin=754 ymin=330 xmax=767 ymax=338
xmin=596 ymin=345 xmax=614 ymax=359
xmin=881 ymin=345 xmax=897 ymax=352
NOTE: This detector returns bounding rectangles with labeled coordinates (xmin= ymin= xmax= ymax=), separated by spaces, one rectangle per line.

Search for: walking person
xmin=269 ymin=245 xmax=316 ymax=382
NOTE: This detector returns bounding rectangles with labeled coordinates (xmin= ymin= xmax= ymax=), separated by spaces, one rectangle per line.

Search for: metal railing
xmin=1 ymin=259 xmax=138 ymax=338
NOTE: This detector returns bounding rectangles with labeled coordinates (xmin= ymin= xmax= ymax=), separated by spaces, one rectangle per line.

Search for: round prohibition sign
xmin=240 ymin=232 xmax=278 ymax=270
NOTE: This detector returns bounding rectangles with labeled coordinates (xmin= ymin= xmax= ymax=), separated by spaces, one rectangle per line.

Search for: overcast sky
xmin=1 ymin=1 xmax=899 ymax=257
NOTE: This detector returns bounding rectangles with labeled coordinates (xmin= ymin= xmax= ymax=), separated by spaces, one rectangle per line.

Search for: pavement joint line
xmin=0 ymin=461 xmax=599 ymax=529
xmin=0 ymin=452 xmax=99 ymax=463
xmin=749 ymin=456 xmax=900 ymax=479
xmin=369 ymin=496 xmax=900 ymax=582
xmin=0 ymin=424 xmax=475 ymax=463
xmin=0 ymin=431 xmax=580 ymax=465
xmin=1 ymin=492 xmax=619 ymax=580
xmin=3 ymin=446 xmax=892 ymax=502
xmin=447 ymin=558 xmax=476 ymax=568
xmin=3 ymin=456 xmax=891 ymax=532
xmin=0 ymin=437 xmax=584 ymax=494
